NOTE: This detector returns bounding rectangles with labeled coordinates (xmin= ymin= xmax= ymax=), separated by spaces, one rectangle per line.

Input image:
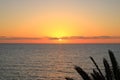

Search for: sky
xmin=0 ymin=0 xmax=120 ymax=43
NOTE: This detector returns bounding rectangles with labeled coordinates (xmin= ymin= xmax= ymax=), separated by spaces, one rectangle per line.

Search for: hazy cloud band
xmin=0 ymin=36 xmax=120 ymax=40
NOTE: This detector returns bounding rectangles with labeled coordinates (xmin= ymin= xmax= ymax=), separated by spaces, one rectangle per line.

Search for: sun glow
xmin=58 ymin=38 xmax=62 ymax=41
xmin=41 ymin=17 xmax=76 ymax=38
xmin=53 ymin=32 xmax=66 ymax=38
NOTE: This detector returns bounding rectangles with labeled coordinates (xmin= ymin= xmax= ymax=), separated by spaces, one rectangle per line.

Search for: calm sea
xmin=0 ymin=44 xmax=120 ymax=80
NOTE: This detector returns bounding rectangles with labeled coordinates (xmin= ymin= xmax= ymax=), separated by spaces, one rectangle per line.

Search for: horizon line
xmin=0 ymin=42 xmax=120 ymax=45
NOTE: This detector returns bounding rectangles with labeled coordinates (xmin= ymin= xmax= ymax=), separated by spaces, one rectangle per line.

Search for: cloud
xmin=63 ymin=36 xmax=120 ymax=39
xmin=0 ymin=36 xmax=41 ymax=40
xmin=46 ymin=37 xmax=59 ymax=40
xmin=0 ymin=36 xmax=120 ymax=40
xmin=47 ymin=36 xmax=120 ymax=40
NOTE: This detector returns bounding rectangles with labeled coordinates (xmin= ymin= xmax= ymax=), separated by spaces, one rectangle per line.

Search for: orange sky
xmin=0 ymin=0 xmax=120 ymax=44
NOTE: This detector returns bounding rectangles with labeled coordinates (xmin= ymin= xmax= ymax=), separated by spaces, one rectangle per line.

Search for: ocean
xmin=0 ymin=44 xmax=120 ymax=80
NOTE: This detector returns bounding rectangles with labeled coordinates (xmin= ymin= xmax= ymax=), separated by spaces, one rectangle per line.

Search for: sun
xmin=58 ymin=38 xmax=62 ymax=41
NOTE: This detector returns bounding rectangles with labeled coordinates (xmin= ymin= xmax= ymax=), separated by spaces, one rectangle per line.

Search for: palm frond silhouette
xmin=65 ymin=50 xmax=120 ymax=80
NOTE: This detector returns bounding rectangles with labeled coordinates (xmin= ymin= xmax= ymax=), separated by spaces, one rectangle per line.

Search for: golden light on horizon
xmin=57 ymin=38 xmax=67 ymax=44
xmin=58 ymin=38 xmax=62 ymax=41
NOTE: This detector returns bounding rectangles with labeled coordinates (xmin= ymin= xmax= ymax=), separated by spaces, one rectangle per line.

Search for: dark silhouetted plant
xmin=75 ymin=66 xmax=92 ymax=80
xmin=65 ymin=77 xmax=74 ymax=80
xmin=65 ymin=50 xmax=120 ymax=80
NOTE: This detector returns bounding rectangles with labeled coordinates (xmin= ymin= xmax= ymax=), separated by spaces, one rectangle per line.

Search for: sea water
xmin=0 ymin=44 xmax=120 ymax=80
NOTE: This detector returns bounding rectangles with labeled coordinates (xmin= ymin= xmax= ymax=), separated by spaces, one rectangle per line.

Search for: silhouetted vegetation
xmin=66 ymin=50 xmax=120 ymax=80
